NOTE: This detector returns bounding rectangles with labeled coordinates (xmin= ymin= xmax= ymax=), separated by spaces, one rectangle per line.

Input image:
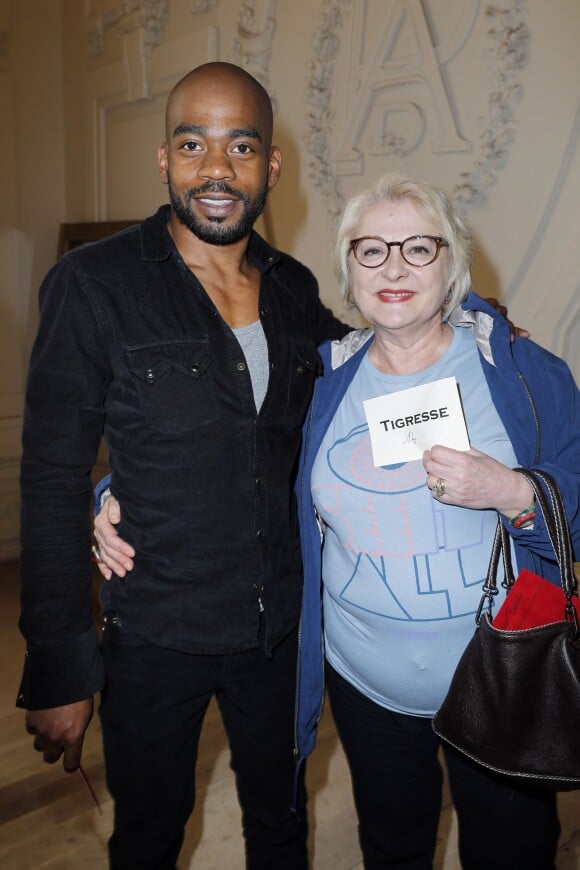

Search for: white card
xmin=363 ymin=377 xmax=470 ymax=467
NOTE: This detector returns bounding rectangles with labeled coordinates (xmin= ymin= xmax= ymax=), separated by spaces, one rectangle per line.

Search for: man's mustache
xmin=185 ymin=181 xmax=247 ymax=200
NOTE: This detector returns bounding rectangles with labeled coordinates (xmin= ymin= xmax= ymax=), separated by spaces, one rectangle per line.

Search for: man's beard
xmin=169 ymin=179 xmax=268 ymax=245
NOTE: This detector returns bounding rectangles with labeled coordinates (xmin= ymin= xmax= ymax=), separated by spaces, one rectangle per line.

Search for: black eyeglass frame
xmin=349 ymin=235 xmax=449 ymax=268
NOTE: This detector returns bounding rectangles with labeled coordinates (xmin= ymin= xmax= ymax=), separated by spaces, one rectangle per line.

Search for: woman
xmin=295 ymin=172 xmax=579 ymax=868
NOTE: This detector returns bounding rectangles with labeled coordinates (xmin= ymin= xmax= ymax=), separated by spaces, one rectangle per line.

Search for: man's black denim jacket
xmin=18 ymin=205 xmax=349 ymax=709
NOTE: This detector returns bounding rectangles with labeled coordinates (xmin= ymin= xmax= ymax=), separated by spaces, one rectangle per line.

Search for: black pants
xmin=326 ymin=663 xmax=560 ymax=870
xmin=99 ymin=618 xmax=307 ymax=869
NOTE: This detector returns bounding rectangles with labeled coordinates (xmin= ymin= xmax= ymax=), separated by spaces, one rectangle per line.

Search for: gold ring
xmin=434 ymin=478 xmax=446 ymax=498
xmin=91 ymin=543 xmax=102 ymax=563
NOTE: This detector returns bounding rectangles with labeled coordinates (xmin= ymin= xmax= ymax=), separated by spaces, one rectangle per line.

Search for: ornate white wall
xmin=1 ymin=0 xmax=578 ymax=558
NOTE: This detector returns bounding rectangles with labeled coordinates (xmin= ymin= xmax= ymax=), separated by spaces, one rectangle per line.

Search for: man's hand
xmin=485 ymin=297 xmax=530 ymax=341
xmin=93 ymin=495 xmax=135 ymax=579
xmin=25 ymin=698 xmax=94 ymax=772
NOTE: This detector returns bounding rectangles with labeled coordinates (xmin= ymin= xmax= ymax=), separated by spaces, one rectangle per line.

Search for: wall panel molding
xmin=505 ymin=103 xmax=580 ymax=304
xmin=231 ymin=0 xmax=278 ymax=111
xmin=85 ymin=0 xmax=169 ymax=100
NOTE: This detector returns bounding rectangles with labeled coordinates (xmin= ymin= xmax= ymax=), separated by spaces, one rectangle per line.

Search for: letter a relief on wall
xmin=306 ymin=0 xmax=528 ymax=219
xmin=331 ymin=0 xmax=470 ymax=175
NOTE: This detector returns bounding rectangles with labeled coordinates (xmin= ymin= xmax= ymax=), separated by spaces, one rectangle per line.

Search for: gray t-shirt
xmin=232 ymin=319 xmax=269 ymax=412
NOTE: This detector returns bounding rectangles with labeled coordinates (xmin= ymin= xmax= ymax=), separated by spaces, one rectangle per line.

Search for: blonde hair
xmin=335 ymin=172 xmax=472 ymax=320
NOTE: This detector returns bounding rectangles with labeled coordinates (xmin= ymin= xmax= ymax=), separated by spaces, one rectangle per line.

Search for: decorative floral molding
xmin=453 ymin=1 xmax=529 ymax=206
xmin=231 ymin=0 xmax=278 ymax=112
xmin=86 ymin=0 xmax=169 ymax=98
xmin=191 ymin=0 xmax=217 ymax=13
xmin=87 ymin=0 xmax=168 ymax=56
xmin=305 ymin=0 xmax=529 ymax=218
xmin=304 ymin=0 xmax=349 ymax=222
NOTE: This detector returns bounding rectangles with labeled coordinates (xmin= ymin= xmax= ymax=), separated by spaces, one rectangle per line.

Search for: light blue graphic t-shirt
xmin=312 ymin=326 xmax=518 ymax=716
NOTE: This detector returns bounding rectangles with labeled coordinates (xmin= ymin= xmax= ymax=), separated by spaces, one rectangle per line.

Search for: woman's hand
xmin=93 ymin=495 xmax=135 ymax=579
xmin=423 ymin=445 xmax=534 ymax=519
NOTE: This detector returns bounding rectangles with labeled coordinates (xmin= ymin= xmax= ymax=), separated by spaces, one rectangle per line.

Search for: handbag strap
xmin=476 ymin=468 xmax=579 ymax=632
xmin=516 ymin=469 xmax=577 ymax=599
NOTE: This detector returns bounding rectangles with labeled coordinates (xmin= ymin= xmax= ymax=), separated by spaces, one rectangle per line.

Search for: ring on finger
xmin=91 ymin=543 xmax=102 ymax=563
xmin=434 ymin=478 xmax=446 ymax=498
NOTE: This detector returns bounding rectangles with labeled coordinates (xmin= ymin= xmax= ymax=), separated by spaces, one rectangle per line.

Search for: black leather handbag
xmin=432 ymin=468 xmax=580 ymax=791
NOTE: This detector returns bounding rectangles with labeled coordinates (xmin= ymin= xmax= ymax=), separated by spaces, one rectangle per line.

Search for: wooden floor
xmin=1 ymin=559 xmax=579 ymax=869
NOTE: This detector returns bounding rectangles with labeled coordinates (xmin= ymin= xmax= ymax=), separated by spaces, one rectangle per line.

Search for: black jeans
xmin=326 ymin=662 xmax=560 ymax=870
xmin=99 ymin=617 xmax=307 ymax=869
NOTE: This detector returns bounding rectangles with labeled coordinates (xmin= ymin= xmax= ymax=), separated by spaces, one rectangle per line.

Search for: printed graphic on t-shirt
xmin=315 ymin=423 xmax=492 ymax=622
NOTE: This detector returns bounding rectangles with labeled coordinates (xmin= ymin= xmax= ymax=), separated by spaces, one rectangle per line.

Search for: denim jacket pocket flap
xmin=125 ymin=340 xmax=217 ymax=434
xmin=125 ymin=340 xmax=211 ymax=385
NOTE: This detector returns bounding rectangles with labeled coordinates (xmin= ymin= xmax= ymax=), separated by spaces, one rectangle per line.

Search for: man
xmin=18 ymin=62 xmax=349 ymax=869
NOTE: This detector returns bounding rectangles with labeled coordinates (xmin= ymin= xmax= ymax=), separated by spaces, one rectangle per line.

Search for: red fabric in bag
xmin=493 ymin=567 xmax=580 ymax=630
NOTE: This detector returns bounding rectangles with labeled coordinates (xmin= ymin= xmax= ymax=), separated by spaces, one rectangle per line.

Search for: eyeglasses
xmin=349 ymin=235 xmax=449 ymax=268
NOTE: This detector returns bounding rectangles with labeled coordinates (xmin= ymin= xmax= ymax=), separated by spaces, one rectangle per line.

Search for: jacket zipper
xmin=517 ymin=370 xmax=541 ymax=465
xmin=517 ymin=369 xmax=542 ymax=574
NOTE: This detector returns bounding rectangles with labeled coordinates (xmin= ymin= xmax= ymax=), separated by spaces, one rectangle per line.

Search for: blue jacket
xmin=293 ymin=292 xmax=580 ymax=769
